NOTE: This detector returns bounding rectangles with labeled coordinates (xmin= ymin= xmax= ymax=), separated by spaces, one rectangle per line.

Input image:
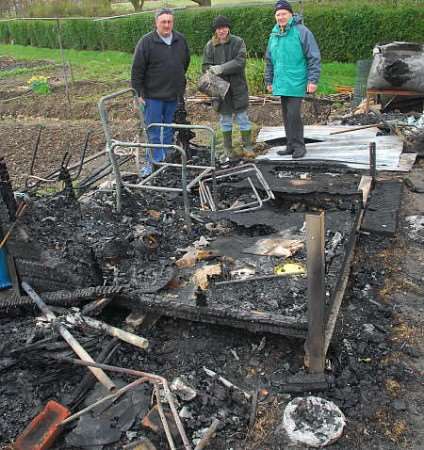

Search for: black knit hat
xmin=212 ymin=15 xmax=231 ymax=31
xmin=275 ymin=1 xmax=293 ymax=13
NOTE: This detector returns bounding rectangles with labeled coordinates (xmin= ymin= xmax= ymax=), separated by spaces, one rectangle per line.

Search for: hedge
xmin=0 ymin=3 xmax=423 ymax=62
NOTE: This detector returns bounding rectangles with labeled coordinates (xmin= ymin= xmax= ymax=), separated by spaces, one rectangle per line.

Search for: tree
xmin=191 ymin=0 xmax=211 ymax=5
xmin=129 ymin=0 xmax=145 ymax=11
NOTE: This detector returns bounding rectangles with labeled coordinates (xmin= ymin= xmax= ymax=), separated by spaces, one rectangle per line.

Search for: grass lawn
xmin=0 ymin=44 xmax=355 ymax=95
xmin=111 ymin=1 xmax=274 ymax=13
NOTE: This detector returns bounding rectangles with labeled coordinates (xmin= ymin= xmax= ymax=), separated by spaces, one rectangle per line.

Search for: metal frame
xmin=198 ymin=163 xmax=275 ymax=214
xmin=58 ymin=358 xmax=193 ymax=450
xmin=108 ymin=141 xmax=192 ymax=229
xmin=25 ymin=128 xmax=97 ymax=190
xmin=98 ymin=88 xmax=218 ymax=229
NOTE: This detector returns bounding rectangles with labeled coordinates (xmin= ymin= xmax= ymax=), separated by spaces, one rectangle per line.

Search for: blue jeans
xmin=144 ymin=98 xmax=177 ymax=163
xmin=219 ymin=110 xmax=251 ymax=132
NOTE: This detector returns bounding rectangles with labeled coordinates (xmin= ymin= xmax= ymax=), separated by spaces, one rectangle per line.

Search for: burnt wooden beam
xmin=361 ymin=180 xmax=403 ymax=236
xmin=118 ymin=294 xmax=308 ymax=338
xmin=304 ymin=212 xmax=326 ymax=373
xmin=324 ymin=208 xmax=363 ymax=354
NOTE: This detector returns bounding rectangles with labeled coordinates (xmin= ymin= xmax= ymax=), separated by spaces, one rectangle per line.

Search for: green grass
xmin=0 ymin=64 xmax=54 ymax=80
xmin=111 ymin=0 xmax=274 ymax=14
xmin=0 ymin=44 xmax=355 ymax=94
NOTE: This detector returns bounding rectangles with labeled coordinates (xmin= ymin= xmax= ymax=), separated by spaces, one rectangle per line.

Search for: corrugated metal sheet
xmin=256 ymin=125 xmax=416 ymax=172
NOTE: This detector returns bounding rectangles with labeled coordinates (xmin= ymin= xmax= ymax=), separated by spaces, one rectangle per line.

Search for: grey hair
xmin=155 ymin=8 xmax=174 ymax=19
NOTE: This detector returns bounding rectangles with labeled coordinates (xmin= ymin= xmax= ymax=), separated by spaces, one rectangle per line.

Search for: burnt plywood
xmin=254 ymin=165 xmax=364 ymax=195
xmin=126 ymin=208 xmax=361 ymax=338
xmin=361 ymin=180 xmax=403 ymax=236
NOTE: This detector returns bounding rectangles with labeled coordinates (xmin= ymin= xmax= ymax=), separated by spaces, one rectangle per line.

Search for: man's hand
xmin=266 ymin=84 xmax=273 ymax=93
xmin=133 ymin=96 xmax=145 ymax=111
xmin=307 ymin=82 xmax=318 ymax=94
xmin=209 ymin=65 xmax=224 ymax=76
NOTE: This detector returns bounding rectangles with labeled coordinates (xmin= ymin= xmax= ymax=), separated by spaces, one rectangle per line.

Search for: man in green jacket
xmin=202 ymin=16 xmax=253 ymax=161
xmin=265 ymin=1 xmax=321 ymax=158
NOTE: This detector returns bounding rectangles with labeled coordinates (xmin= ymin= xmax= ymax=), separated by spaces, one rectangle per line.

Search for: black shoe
xmin=277 ymin=148 xmax=294 ymax=156
xmin=292 ymin=147 xmax=306 ymax=159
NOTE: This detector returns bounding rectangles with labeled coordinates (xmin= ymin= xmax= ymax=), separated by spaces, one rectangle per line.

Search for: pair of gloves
xmin=208 ymin=65 xmax=224 ymax=76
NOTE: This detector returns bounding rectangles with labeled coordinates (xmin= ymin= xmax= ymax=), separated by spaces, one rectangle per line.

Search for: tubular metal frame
xmin=98 ymin=89 xmax=218 ymax=230
xmin=198 ymin=163 xmax=275 ymax=214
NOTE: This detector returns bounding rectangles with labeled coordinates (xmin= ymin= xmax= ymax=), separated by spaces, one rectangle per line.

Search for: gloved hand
xmin=209 ymin=65 xmax=224 ymax=76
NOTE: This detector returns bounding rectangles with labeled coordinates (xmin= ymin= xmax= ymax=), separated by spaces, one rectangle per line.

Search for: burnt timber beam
xmin=304 ymin=212 xmax=326 ymax=373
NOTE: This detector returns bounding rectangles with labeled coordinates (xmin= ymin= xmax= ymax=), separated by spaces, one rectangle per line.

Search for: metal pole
xmin=369 ymin=141 xmax=376 ymax=184
xmin=304 ymin=212 xmax=326 ymax=373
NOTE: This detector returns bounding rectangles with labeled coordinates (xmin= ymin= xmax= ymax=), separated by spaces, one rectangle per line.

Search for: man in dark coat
xmin=202 ymin=16 xmax=253 ymax=161
xmin=131 ymin=8 xmax=190 ymax=176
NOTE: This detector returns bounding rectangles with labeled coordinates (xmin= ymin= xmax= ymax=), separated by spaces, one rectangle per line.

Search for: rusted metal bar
xmin=49 ymin=357 xmax=193 ymax=450
xmin=61 ymin=377 xmax=148 ymax=426
xmin=329 ymin=124 xmax=382 ymax=135
xmin=25 ymin=125 xmax=44 ymax=190
xmin=0 ymin=202 xmax=28 ymax=249
xmin=154 ymin=384 xmax=176 ymax=450
xmin=304 ymin=212 xmax=326 ymax=373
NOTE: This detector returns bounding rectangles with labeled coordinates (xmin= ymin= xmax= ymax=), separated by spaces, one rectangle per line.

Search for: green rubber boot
xmin=240 ymin=130 xmax=255 ymax=156
xmin=221 ymin=131 xmax=233 ymax=162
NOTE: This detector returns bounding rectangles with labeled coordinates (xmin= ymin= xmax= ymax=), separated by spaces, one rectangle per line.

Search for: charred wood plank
xmin=118 ymin=294 xmax=308 ymax=338
xmin=361 ymin=180 xmax=403 ymax=236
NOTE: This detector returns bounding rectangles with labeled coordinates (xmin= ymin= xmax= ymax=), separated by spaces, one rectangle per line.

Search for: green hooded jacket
xmin=265 ymin=15 xmax=321 ymax=97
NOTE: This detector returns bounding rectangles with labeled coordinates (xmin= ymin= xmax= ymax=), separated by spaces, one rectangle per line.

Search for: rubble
xmin=282 ymin=396 xmax=346 ymax=447
xmin=1 ymin=77 xmax=423 ymax=449
xmin=170 ymin=377 xmax=197 ymax=402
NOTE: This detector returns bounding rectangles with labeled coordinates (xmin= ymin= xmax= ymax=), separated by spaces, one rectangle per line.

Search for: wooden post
xmin=304 ymin=212 xmax=326 ymax=373
xmin=56 ymin=18 xmax=72 ymax=110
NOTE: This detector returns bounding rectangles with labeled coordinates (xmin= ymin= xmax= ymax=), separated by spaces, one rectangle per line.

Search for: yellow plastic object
xmin=274 ymin=262 xmax=305 ymax=275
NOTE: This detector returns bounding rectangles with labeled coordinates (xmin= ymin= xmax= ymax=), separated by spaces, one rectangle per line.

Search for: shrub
xmin=0 ymin=2 xmax=423 ymax=62
xmin=26 ymin=0 xmax=112 ymax=18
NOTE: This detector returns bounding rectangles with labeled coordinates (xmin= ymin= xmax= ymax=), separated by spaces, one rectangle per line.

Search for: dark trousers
xmin=281 ymin=96 xmax=305 ymax=153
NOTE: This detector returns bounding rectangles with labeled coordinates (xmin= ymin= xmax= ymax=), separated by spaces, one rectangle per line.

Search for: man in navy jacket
xmin=131 ymin=8 xmax=190 ymax=176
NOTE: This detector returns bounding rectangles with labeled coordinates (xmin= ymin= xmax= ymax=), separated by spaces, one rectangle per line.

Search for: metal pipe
xmin=48 ymin=356 xmax=193 ymax=450
xmin=25 ymin=125 xmax=43 ymax=189
xmin=71 ymin=130 xmax=92 ymax=181
xmin=98 ymin=88 xmax=139 ymax=146
xmin=369 ymin=142 xmax=377 ymax=182
xmin=147 ymin=123 xmax=216 ymax=166
xmin=109 ymin=142 xmax=191 ymax=230
xmin=26 ymin=149 xmax=106 ymax=190
xmin=61 ymin=377 xmax=148 ymax=426
xmin=154 ymin=385 xmax=176 ymax=450
xmin=21 ymin=282 xmax=117 ymax=392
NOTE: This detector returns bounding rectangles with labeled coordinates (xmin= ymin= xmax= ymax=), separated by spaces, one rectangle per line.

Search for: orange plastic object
xmin=14 ymin=400 xmax=71 ymax=450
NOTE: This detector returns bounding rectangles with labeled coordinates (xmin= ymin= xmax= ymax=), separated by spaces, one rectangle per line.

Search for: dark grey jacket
xmin=131 ymin=30 xmax=190 ymax=101
xmin=202 ymin=34 xmax=249 ymax=114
